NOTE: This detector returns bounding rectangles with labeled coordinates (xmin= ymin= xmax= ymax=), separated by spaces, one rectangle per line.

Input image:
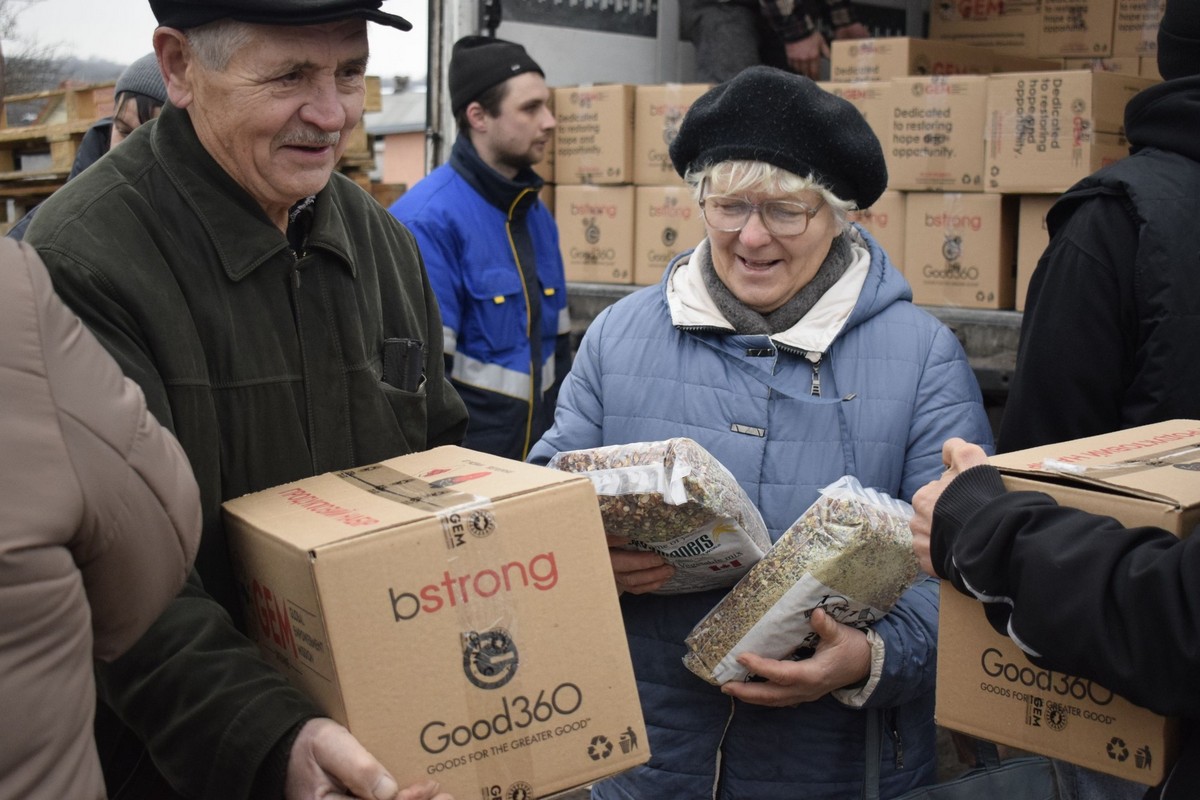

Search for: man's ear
xmin=465 ymin=101 xmax=490 ymax=134
xmin=154 ymin=27 xmax=194 ymax=109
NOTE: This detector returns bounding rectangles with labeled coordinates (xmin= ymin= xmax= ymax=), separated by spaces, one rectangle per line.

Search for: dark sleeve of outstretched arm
xmin=931 ymin=464 xmax=1200 ymax=718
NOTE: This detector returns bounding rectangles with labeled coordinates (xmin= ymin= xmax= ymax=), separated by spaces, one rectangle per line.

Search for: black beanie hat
xmin=669 ymin=65 xmax=888 ymax=209
xmin=449 ymin=35 xmax=544 ymax=116
xmin=149 ymin=0 xmax=411 ymax=31
xmin=1158 ymin=0 xmax=1200 ymax=81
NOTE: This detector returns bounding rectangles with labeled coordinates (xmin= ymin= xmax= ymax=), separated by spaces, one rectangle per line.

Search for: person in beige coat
xmin=0 ymin=238 xmax=201 ymax=799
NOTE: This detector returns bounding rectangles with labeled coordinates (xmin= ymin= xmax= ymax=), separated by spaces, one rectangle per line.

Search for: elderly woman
xmin=528 ymin=66 xmax=993 ymax=799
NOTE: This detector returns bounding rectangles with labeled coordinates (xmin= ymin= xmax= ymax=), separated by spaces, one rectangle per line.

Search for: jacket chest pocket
xmin=464 ymin=266 xmax=528 ymax=356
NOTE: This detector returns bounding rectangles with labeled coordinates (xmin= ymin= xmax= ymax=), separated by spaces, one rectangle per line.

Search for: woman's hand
xmin=719 ymin=608 xmax=871 ymax=707
xmin=607 ymin=534 xmax=674 ymax=594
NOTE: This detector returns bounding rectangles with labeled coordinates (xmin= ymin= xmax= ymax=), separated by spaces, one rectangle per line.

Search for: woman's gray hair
xmin=684 ymin=160 xmax=856 ymax=231
xmin=184 ymin=18 xmax=256 ymax=71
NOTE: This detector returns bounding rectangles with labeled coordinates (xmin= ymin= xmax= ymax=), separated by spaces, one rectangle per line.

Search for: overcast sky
xmin=12 ymin=0 xmax=431 ymax=82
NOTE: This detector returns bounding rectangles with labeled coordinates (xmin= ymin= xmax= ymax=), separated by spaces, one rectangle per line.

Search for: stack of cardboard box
xmin=822 ymin=0 xmax=1164 ymax=311
xmin=550 ymin=83 xmax=710 ymax=286
xmin=930 ymin=0 xmax=1163 ymax=77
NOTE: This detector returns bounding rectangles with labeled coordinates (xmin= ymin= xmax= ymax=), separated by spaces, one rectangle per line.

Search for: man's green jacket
xmin=26 ymin=102 xmax=468 ymax=799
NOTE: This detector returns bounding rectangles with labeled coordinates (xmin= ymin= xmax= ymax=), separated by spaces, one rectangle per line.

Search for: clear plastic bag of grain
xmin=546 ymin=438 xmax=770 ymax=593
xmin=683 ymin=475 xmax=921 ymax=684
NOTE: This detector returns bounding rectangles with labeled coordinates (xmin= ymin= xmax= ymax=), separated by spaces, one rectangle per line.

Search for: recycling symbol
xmin=1107 ymin=737 xmax=1129 ymax=762
xmin=587 ymin=735 xmax=613 ymax=760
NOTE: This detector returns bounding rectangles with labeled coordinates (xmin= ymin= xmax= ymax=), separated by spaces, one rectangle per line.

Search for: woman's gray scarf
xmin=700 ymin=233 xmax=854 ymax=334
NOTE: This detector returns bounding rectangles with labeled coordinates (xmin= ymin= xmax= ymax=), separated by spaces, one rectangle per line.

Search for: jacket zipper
xmin=505 ymin=190 xmax=537 ymax=459
xmin=809 ymin=354 xmax=822 ymax=397
xmin=886 ymin=708 xmax=905 ymax=769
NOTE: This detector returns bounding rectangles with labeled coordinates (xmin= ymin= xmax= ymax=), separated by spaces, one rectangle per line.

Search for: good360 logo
xmin=463 ymin=628 xmax=519 ymax=689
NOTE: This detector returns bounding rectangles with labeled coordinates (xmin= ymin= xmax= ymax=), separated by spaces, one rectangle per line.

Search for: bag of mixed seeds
xmin=546 ymin=438 xmax=770 ymax=593
xmin=683 ymin=475 xmax=921 ymax=685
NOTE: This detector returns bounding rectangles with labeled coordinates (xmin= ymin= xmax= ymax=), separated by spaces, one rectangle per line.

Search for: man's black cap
xmin=149 ymin=0 xmax=412 ymax=31
xmin=449 ymin=35 xmax=544 ymax=115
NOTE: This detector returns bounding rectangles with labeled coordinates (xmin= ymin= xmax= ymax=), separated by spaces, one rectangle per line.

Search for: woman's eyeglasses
xmin=699 ymin=194 xmax=825 ymax=238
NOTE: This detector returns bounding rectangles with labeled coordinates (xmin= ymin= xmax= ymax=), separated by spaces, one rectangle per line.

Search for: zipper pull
xmin=886 ymin=709 xmax=904 ymax=769
xmin=810 ymin=357 xmax=822 ymax=397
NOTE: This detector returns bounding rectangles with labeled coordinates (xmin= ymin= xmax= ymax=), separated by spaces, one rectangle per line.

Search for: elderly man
xmin=25 ymin=1 xmax=466 ymax=799
xmin=390 ymin=36 xmax=568 ymax=461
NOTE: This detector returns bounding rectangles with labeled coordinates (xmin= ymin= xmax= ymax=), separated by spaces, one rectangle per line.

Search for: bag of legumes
xmin=683 ymin=475 xmax=922 ymax=685
xmin=546 ymin=438 xmax=770 ymax=593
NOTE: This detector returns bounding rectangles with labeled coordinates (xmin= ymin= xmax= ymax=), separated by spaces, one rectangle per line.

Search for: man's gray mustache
xmin=280 ymin=131 xmax=341 ymax=147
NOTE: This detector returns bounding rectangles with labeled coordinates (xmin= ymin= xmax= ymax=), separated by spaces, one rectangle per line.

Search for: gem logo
xmin=462 ymin=628 xmax=519 ymax=689
xmin=506 ymin=781 xmax=534 ymax=800
xmin=1046 ymin=701 xmax=1068 ymax=731
xmin=468 ymin=509 xmax=496 ymax=538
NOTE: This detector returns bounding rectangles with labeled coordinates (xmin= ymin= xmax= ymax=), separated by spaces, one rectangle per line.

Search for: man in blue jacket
xmin=390 ymin=36 xmax=569 ymax=460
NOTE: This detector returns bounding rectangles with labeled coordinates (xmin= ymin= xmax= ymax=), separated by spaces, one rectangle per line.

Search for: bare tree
xmin=1 ymin=0 xmax=62 ymax=100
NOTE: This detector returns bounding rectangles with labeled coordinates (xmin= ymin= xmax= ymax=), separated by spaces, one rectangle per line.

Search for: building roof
xmin=364 ymin=89 xmax=427 ymax=136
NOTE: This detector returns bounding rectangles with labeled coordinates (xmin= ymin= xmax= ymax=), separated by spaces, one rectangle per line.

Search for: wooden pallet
xmin=0 ymin=82 xmax=116 ymax=176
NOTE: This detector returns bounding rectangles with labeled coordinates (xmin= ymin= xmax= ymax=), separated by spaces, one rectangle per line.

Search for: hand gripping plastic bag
xmin=546 ymin=438 xmax=771 ymax=593
xmin=683 ymin=475 xmax=922 ymax=684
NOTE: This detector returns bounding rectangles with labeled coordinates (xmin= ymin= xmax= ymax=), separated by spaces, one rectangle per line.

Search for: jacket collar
xmin=665 ymin=233 xmax=872 ymax=354
xmin=449 ymin=134 xmax=544 ymax=220
xmin=151 ymin=104 xmax=356 ymax=281
xmin=1124 ymin=74 xmax=1200 ymax=163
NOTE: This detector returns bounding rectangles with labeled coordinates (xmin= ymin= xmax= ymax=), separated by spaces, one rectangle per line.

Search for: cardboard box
xmin=904 ymin=192 xmax=1016 ymax=308
xmin=539 ymin=183 xmax=555 ymax=217
xmin=983 ymin=70 xmax=1151 ymax=193
xmin=1015 ymin=194 xmax=1056 ymax=311
xmin=881 ymin=75 xmax=988 ymax=192
xmin=1112 ymin=0 xmax=1165 ymax=57
xmin=1040 ymin=0 xmax=1117 ymax=57
xmin=633 ymin=185 xmax=707 ymax=286
xmin=555 ymin=184 xmax=636 ymax=283
xmin=1062 ymin=56 xmax=1142 ymax=74
xmin=928 ymin=0 xmax=1044 ymax=57
xmin=224 ymin=447 xmax=649 ymax=799
xmin=937 ymin=420 xmax=1200 ymax=783
xmin=830 ymin=36 xmax=1056 ymax=82
xmin=554 ymin=84 xmax=636 ymax=185
xmin=633 ymin=84 xmax=710 ymax=186
xmin=850 ymin=190 xmax=907 ymax=274
xmin=820 ymin=80 xmax=891 ymax=144
xmin=1140 ymin=56 xmax=1163 ymax=81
